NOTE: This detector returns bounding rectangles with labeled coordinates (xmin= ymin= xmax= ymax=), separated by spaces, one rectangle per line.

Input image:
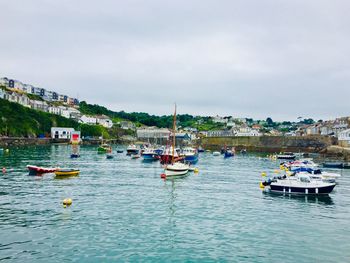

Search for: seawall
xmin=200 ymin=135 xmax=337 ymax=153
xmin=0 ymin=137 xmax=51 ymax=147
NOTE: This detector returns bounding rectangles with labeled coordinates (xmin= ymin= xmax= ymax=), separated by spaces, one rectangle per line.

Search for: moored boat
xmin=277 ymin=152 xmax=296 ymax=160
xmin=213 ymin=151 xmax=220 ymax=156
xmin=55 ymin=168 xmax=80 ymax=177
xmin=262 ymin=173 xmax=336 ymax=195
xmin=70 ymin=153 xmax=80 ymax=158
xmin=160 ymin=146 xmax=184 ymax=164
xmin=198 ymin=146 xmax=205 ymax=153
xmin=322 ymin=162 xmax=344 ymax=169
xmin=27 ymin=165 xmax=57 ymax=176
xmin=98 ymin=143 xmax=112 ymax=154
xmin=164 ymin=162 xmax=189 ymax=177
xmin=142 ymin=148 xmax=159 ymax=161
xmin=182 ymin=147 xmax=199 ymax=164
xmin=106 ymin=154 xmax=114 ymax=159
xmin=163 ymin=104 xmax=189 ymax=178
xmin=224 ymin=150 xmax=234 ymax=158
xmin=126 ymin=144 xmax=139 ymax=155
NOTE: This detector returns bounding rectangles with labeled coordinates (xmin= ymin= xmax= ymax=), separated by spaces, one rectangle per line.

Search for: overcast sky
xmin=0 ymin=0 xmax=349 ymax=121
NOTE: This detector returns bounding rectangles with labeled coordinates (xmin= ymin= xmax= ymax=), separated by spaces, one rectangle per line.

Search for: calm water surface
xmin=0 ymin=145 xmax=349 ymax=262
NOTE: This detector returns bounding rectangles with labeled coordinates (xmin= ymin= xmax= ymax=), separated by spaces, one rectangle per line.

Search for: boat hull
xmin=55 ymin=169 xmax=80 ymax=177
xmin=127 ymin=149 xmax=139 ymax=155
xmin=323 ymin=162 xmax=343 ymax=169
xmin=269 ymin=183 xmax=336 ymax=195
xmin=184 ymin=154 xmax=199 ymax=164
xmin=142 ymin=153 xmax=159 ymax=161
xmin=277 ymin=156 xmax=296 ymax=160
xmin=27 ymin=165 xmax=57 ymax=176
xmin=224 ymin=151 xmax=234 ymax=158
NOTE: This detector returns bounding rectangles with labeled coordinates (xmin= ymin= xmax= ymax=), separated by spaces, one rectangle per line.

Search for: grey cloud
xmin=0 ymin=0 xmax=349 ymax=120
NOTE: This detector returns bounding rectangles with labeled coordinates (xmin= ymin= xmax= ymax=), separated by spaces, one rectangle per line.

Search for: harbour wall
xmin=0 ymin=137 xmax=51 ymax=147
xmin=200 ymin=135 xmax=337 ymax=153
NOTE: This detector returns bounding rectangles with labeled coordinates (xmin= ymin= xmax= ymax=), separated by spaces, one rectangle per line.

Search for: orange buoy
xmin=160 ymin=173 xmax=166 ymax=179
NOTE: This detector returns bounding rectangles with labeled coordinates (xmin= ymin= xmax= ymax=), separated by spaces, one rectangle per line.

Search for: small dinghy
xmin=27 ymin=165 xmax=57 ymax=176
xmin=55 ymin=168 xmax=80 ymax=177
xmin=224 ymin=150 xmax=234 ymax=158
xmin=117 ymin=149 xmax=124 ymax=153
xmin=212 ymin=151 xmax=220 ymax=156
xmin=131 ymin=154 xmax=141 ymax=159
xmin=106 ymin=154 xmax=114 ymax=159
xmin=70 ymin=153 xmax=80 ymax=158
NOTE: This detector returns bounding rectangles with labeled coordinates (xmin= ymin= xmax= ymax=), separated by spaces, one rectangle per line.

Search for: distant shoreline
xmin=1 ymin=135 xmax=349 ymax=161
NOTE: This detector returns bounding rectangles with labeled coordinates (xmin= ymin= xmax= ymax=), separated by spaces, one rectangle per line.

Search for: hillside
xmin=79 ymin=101 xmax=224 ymax=130
xmin=0 ymin=98 xmax=108 ymax=138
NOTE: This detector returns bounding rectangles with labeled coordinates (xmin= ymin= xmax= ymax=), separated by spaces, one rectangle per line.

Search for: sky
xmin=0 ymin=0 xmax=349 ymax=121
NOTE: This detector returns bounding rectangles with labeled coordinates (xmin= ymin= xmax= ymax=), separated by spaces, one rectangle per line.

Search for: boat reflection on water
xmin=263 ymin=191 xmax=334 ymax=205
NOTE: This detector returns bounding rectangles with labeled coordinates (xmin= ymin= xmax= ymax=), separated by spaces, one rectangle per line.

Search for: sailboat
xmin=164 ymin=104 xmax=190 ymax=177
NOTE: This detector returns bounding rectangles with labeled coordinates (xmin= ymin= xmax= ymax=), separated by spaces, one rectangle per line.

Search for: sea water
xmin=0 ymin=145 xmax=349 ymax=262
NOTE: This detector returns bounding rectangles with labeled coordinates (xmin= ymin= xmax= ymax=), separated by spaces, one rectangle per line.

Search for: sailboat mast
xmin=171 ymin=104 xmax=177 ymax=164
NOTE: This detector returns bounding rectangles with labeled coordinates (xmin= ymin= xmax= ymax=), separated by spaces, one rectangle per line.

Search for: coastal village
xmin=1 ymin=77 xmax=350 ymax=148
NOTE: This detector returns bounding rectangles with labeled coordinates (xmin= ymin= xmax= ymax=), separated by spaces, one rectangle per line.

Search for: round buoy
xmin=5 ymin=149 xmax=9 ymax=153
xmin=261 ymin=172 xmax=266 ymax=177
xmin=2 ymin=167 xmax=6 ymax=174
xmin=194 ymin=168 xmax=199 ymax=173
xmin=63 ymin=198 xmax=73 ymax=206
xmin=259 ymin=182 xmax=265 ymax=189
xmin=160 ymin=173 xmax=166 ymax=179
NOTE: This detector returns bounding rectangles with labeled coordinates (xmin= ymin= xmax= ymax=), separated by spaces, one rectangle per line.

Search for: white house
xmin=0 ymin=77 xmax=9 ymax=86
xmin=338 ymin=129 xmax=350 ymax=147
xmin=120 ymin=121 xmax=135 ymax=130
xmin=58 ymin=106 xmax=81 ymax=119
xmin=48 ymin=106 xmax=61 ymax=115
xmin=51 ymin=127 xmax=75 ymax=139
xmin=207 ymin=130 xmax=235 ymax=137
xmin=96 ymin=115 xmax=113 ymax=128
xmin=0 ymin=88 xmax=5 ymax=99
xmin=236 ymin=129 xmax=261 ymax=136
xmin=80 ymin=115 xmax=97 ymax=125
xmin=338 ymin=129 xmax=350 ymax=141
xmin=136 ymin=128 xmax=170 ymax=139
xmin=30 ymin=100 xmax=49 ymax=112
xmin=6 ymin=91 xmax=30 ymax=107
xmin=211 ymin=115 xmax=227 ymax=124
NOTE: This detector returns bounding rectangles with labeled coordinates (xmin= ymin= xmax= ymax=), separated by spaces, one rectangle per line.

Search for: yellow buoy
xmin=261 ymin=172 xmax=266 ymax=177
xmin=259 ymin=182 xmax=265 ymax=189
xmin=63 ymin=198 xmax=73 ymax=206
xmin=194 ymin=168 xmax=199 ymax=173
xmin=274 ymin=169 xmax=280 ymax=174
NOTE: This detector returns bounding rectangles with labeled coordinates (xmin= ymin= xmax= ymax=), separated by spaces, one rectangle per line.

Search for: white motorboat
xmin=126 ymin=144 xmax=139 ymax=155
xmin=164 ymin=162 xmax=189 ymax=177
xmin=262 ymin=173 xmax=336 ymax=195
